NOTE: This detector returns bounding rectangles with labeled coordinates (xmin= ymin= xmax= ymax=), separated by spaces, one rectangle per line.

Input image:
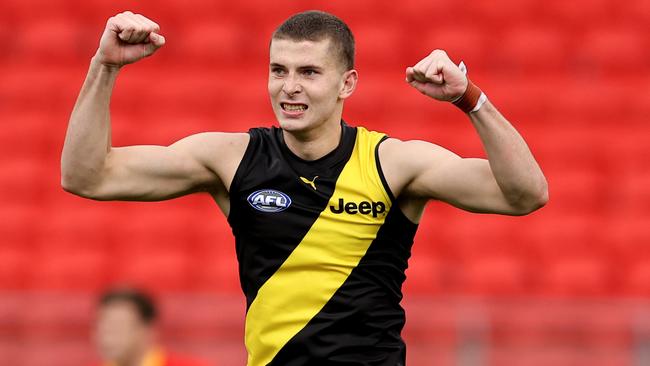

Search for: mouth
xmin=281 ymin=102 xmax=308 ymax=113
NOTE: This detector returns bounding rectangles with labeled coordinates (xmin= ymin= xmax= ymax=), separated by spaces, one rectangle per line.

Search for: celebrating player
xmin=62 ymin=10 xmax=548 ymax=365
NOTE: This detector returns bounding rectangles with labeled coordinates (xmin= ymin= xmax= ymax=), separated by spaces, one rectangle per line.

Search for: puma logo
xmin=300 ymin=176 xmax=318 ymax=190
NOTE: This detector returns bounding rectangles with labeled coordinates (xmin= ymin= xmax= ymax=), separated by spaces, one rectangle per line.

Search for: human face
xmin=94 ymin=302 xmax=151 ymax=364
xmin=268 ymin=38 xmax=357 ymax=134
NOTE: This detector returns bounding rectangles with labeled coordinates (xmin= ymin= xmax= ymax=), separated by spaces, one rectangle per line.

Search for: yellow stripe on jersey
xmin=244 ymin=128 xmax=392 ymax=366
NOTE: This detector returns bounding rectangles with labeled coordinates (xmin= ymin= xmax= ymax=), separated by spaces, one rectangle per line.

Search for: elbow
xmin=61 ymin=164 xmax=80 ymax=195
xmin=537 ymin=180 xmax=550 ymax=208
xmin=524 ymin=187 xmax=548 ymax=214
xmin=60 ymin=172 xmax=101 ymax=199
xmin=61 ymin=175 xmax=88 ymax=197
xmin=60 ymin=166 xmax=78 ymax=194
xmin=511 ymin=178 xmax=549 ymax=215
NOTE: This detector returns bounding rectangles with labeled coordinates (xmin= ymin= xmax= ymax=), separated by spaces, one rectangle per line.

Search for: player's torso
xmin=227 ymin=122 xmax=418 ymax=366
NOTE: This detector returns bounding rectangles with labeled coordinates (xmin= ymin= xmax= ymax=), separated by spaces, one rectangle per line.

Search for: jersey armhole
xmin=228 ymin=129 xmax=258 ymax=195
xmin=375 ymin=135 xmax=396 ymax=202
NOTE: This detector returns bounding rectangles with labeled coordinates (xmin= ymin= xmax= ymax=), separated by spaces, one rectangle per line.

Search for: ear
xmin=339 ymin=69 xmax=358 ymax=100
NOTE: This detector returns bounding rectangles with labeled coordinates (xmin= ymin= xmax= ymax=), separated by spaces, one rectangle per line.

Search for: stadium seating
xmin=1 ymin=0 xmax=648 ymax=364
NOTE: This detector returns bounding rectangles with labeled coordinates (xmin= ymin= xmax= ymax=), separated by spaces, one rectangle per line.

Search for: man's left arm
xmin=397 ymin=50 xmax=548 ymax=215
xmin=467 ymin=99 xmax=548 ymax=213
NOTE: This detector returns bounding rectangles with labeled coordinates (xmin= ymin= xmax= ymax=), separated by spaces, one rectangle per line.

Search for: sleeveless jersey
xmin=228 ymin=122 xmax=418 ymax=366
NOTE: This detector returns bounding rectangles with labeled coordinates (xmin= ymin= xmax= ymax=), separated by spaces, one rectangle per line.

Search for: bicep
xmin=91 ymin=134 xmax=220 ymax=201
xmin=403 ymin=142 xmax=523 ymax=215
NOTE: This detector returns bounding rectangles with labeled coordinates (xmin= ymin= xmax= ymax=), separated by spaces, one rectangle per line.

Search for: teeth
xmin=282 ymin=103 xmax=307 ymax=112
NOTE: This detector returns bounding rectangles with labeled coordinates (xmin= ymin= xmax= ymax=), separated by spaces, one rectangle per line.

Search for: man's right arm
xmin=61 ymin=11 xmax=248 ymax=201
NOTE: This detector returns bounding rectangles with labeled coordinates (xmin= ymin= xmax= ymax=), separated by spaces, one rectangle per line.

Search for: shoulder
xmin=379 ymin=137 xmax=459 ymax=166
xmin=168 ymin=132 xmax=251 ymax=186
xmin=169 ymin=131 xmax=250 ymax=161
xmin=170 ymin=131 xmax=250 ymax=150
xmin=378 ymin=137 xmax=460 ymax=197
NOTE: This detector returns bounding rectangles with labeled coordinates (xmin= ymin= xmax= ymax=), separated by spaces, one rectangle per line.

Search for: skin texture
xmin=95 ymin=301 xmax=154 ymax=366
xmin=61 ymin=12 xmax=248 ymax=216
xmin=268 ymin=38 xmax=358 ymax=161
xmin=61 ymin=12 xmax=548 ymax=222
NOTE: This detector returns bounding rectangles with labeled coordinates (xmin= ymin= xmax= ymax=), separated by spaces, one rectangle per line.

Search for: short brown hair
xmin=99 ymin=288 xmax=157 ymax=324
xmin=272 ymin=10 xmax=355 ymax=70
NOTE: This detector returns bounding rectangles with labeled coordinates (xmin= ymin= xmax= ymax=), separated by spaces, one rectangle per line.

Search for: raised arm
xmin=382 ymin=50 xmax=548 ymax=216
xmin=61 ymin=12 xmax=248 ymax=202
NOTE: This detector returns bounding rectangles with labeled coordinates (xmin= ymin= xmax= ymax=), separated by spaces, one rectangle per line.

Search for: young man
xmin=62 ymin=10 xmax=548 ymax=365
xmin=93 ymin=288 xmax=208 ymax=366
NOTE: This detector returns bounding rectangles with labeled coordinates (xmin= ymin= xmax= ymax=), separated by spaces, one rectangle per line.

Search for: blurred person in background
xmin=63 ymin=10 xmax=547 ymax=365
xmin=93 ymin=288 xmax=210 ymax=366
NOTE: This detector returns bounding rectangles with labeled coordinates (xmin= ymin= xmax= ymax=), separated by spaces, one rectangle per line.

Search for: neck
xmin=115 ymin=345 xmax=152 ymax=366
xmin=282 ymin=118 xmax=343 ymax=161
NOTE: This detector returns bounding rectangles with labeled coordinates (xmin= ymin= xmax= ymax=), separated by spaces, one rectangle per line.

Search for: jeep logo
xmin=330 ymin=198 xmax=386 ymax=218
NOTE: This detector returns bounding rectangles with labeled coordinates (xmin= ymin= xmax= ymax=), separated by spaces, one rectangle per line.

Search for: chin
xmin=277 ymin=117 xmax=311 ymax=133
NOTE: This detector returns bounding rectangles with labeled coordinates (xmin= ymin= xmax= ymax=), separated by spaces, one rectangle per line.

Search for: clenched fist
xmin=405 ymin=50 xmax=468 ymax=102
xmin=95 ymin=11 xmax=165 ymax=68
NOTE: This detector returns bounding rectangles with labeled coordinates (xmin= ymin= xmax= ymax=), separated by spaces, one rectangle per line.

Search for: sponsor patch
xmin=330 ymin=198 xmax=386 ymax=218
xmin=247 ymin=189 xmax=292 ymax=213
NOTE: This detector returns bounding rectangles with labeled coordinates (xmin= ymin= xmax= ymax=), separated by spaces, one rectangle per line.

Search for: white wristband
xmin=471 ymin=92 xmax=488 ymax=113
xmin=458 ymin=61 xmax=488 ymax=113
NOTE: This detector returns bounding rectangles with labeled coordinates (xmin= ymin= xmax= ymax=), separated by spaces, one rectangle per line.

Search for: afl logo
xmin=247 ymin=189 xmax=292 ymax=213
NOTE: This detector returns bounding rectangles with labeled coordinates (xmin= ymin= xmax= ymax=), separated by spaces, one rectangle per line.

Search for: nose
xmin=282 ymin=73 xmax=302 ymax=96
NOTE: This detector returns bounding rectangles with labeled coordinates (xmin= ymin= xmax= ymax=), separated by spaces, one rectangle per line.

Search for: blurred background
xmin=1 ymin=0 xmax=649 ymax=365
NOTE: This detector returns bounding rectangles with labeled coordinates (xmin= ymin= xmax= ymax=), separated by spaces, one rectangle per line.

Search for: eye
xmin=271 ymin=67 xmax=286 ymax=76
xmin=302 ymin=69 xmax=318 ymax=76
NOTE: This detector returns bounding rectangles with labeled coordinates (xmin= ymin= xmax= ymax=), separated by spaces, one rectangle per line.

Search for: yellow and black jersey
xmin=228 ymin=121 xmax=418 ymax=366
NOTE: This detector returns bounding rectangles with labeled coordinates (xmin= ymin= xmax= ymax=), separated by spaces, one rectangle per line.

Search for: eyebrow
xmin=270 ymin=63 xmax=324 ymax=71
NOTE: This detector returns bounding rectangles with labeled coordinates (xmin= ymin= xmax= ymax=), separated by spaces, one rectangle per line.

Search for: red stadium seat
xmin=177 ymin=22 xmax=251 ymax=68
xmin=2 ymin=2 xmax=649 ymax=364
xmin=540 ymin=0 xmax=616 ymax=28
xmin=0 ymin=157 xmax=49 ymax=206
xmin=17 ymin=293 xmax=93 ymax=337
xmin=489 ymin=300 xmax=633 ymax=366
xmin=160 ymin=293 xmax=244 ymax=340
xmin=0 ymin=205 xmax=38 ymax=248
xmin=113 ymin=248 xmax=192 ymax=291
xmin=543 ymin=166 xmax=607 ymax=213
xmin=28 ymin=248 xmax=109 ymax=290
xmin=456 ymin=255 xmax=528 ymax=296
xmin=110 ymin=204 xmax=199 ymax=252
xmin=0 ymin=248 xmax=29 ymax=289
xmin=605 ymin=218 xmax=650 ymax=265
xmin=17 ymin=340 xmax=95 ymax=366
xmin=31 ymin=206 xmax=115 ymax=290
xmin=354 ymin=22 xmax=407 ymax=68
xmin=403 ymin=256 xmax=449 ymax=294
xmin=463 ymin=0 xmax=539 ymax=27
xmin=191 ymin=253 xmax=241 ymax=293
xmin=619 ymin=0 xmax=650 ymax=24
xmin=574 ymin=27 xmax=649 ymax=74
xmin=419 ymin=27 xmax=490 ymax=73
xmin=539 ymin=256 xmax=611 ymax=296
xmin=0 ymin=0 xmax=73 ymax=24
xmin=12 ymin=18 xmax=90 ymax=65
xmin=0 ymin=112 xmax=52 ymax=157
xmin=495 ymin=26 xmax=569 ymax=75
xmin=621 ymin=259 xmax=650 ymax=297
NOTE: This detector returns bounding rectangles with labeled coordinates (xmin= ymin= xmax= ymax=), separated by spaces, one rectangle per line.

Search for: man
xmin=62 ymin=10 xmax=548 ymax=365
xmin=93 ymin=288 xmax=209 ymax=366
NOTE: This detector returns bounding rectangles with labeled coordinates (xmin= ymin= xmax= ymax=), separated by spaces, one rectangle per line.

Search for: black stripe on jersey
xmin=269 ymin=207 xmax=418 ymax=366
xmin=227 ymin=122 xmax=357 ymax=308
xmin=375 ymin=136 xmax=396 ymax=202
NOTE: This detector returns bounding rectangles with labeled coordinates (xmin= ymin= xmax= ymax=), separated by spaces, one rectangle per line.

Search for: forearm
xmin=61 ymin=56 xmax=120 ymax=192
xmin=468 ymin=100 xmax=548 ymax=209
